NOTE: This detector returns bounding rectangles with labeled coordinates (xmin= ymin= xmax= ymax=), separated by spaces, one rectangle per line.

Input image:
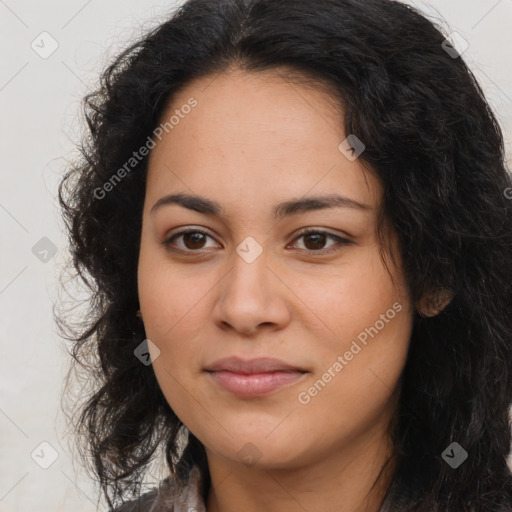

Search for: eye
xmin=161 ymin=227 xmax=352 ymax=255
xmin=288 ymin=228 xmax=352 ymax=254
xmin=162 ymin=228 xmax=219 ymax=253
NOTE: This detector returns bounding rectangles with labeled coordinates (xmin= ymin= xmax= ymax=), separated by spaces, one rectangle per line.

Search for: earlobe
xmin=417 ymin=288 xmax=453 ymax=317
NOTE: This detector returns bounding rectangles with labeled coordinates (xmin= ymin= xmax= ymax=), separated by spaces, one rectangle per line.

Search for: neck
xmin=205 ymin=424 xmax=397 ymax=512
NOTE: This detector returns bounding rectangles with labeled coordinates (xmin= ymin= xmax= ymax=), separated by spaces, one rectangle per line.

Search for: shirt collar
xmin=149 ymin=463 xmax=399 ymax=512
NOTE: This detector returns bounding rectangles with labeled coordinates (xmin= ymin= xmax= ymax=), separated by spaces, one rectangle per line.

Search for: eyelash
xmin=161 ymin=227 xmax=352 ymax=256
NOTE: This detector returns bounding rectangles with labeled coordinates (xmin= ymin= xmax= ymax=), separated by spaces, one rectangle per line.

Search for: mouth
xmin=204 ymin=355 xmax=307 ymax=374
xmin=204 ymin=356 xmax=308 ymax=397
xmin=206 ymin=369 xmax=308 ymax=397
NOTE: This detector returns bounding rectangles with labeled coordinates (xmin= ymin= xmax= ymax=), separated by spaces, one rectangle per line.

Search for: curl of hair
xmin=57 ymin=0 xmax=512 ymax=510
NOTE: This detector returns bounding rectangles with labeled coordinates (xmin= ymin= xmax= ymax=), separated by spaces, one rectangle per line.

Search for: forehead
xmin=144 ymin=68 xmax=379 ymax=212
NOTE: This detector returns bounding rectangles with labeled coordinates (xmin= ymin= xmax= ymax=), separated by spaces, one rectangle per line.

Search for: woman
xmin=57 ymin=0 xmax=512 ymax=510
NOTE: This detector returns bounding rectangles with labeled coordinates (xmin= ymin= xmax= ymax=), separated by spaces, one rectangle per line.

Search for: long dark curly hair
xmin=56 ymin=0 xmax=512 ymax=510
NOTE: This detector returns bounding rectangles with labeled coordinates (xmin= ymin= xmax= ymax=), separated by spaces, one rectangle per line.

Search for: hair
xmin=56 ymin=0 xmax=512 ymax=510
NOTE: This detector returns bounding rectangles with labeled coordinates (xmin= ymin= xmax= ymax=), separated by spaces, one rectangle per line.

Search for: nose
xmin=211 ymin=248 xmax=292 ymax=336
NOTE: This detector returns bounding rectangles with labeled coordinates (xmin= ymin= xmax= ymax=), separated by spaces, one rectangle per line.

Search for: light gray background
xmin=1 ymin=1 xmax=511 ymax=511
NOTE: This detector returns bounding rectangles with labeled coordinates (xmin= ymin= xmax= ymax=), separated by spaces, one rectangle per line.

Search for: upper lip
xmin=204 ymin=357 xmax=306 ymax=374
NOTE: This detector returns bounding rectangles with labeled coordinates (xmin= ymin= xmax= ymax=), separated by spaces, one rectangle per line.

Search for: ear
xmin=417 ymin=288 xmax=453 ymax=317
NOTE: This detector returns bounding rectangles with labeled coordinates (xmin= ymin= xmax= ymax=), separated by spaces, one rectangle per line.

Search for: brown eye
xmin=162 ymin=229 xmax=219 ymax=253
xmin=290 ymin=229 xmax=352 ymax=254
xmin=182 ymin=232 xmax=207 ymax=249
xmin=302 ymin=232 xmax=328 ymax=250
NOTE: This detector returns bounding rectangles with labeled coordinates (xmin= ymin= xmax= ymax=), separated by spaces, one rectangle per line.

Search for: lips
xmin=204 ymin=357 xmax=308 ymax=397
xmin=204 ymin=356 xmax=306 ymax=374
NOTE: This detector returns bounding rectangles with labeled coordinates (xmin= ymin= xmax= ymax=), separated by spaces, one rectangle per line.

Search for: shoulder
xmin=110 ymin=477 xmax=176 ymax=512
xmin=110 ymin=465 xmax=206 ymax=512
xmin=110 ymin=488 xmax=161 ymax=512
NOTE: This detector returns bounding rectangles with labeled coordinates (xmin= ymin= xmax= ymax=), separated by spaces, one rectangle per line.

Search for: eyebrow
xmin=149 ymin=192 xmax=372 ymax=220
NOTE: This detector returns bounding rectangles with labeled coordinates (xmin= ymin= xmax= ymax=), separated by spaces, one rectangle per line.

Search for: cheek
xmin=137 ymin=254 xmax=207 ymax=420
xmin=296 ymin=305 xmax=412 ymax=444
xmin=293 ymin=246 xmax=409 ymax=345
xmin=137 ymin=245 xmax=214 ymax=341
xmin=295 ymin=247 xmax=412 ymax=413
xmin=137 ymin=250 xmax=223 ymax=413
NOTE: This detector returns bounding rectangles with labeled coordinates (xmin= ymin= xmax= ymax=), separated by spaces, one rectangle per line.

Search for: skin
xmin=137 ymin=67 xmax=415 ymax=512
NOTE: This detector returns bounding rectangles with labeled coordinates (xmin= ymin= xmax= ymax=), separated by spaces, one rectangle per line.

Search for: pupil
xmin=305 ymin=233 xmax=325 ymax=250
xmin=182 ymin=232 xmax=327 ymax=250
xmin=185 ymin=232 xmax=205 ymax=249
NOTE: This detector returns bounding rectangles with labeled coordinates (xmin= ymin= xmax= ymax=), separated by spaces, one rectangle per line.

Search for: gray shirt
xmin=112 ymin=464 xmax=402 ymax=512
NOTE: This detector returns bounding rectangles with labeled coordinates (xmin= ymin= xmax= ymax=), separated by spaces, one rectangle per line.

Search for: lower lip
xmin=207 ymin=370 xmax=306 ymax=397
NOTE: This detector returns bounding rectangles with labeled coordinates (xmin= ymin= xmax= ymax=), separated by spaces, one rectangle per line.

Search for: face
xmin=137 ymin=67 xmax=414 ymax=471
